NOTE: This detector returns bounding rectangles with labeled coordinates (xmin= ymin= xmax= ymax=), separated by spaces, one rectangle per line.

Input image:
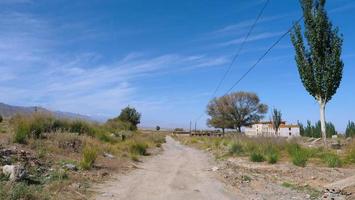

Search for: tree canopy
xmin=207 ymin=92 xmax=268 ymax=132
xmin=290 ymin=0 xmax=343 ymax=145
xmin=107 ymin=106 xmax=141 ymax=131
xmin=271 ymin=109 xmax=282 ymax=135
xmin=345 ymin=121 xmax=355 ymax=138
xmin=299 ymin=120 xmax=337 ymax=138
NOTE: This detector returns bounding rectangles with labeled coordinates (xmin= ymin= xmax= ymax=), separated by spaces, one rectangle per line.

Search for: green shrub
xmin=0 ymin=182 xmax=48 ymax=200
xmin=286 ymin=143 xmax=310 ymax=167
xmin=129 ymin=154 xmax=139 ymax=161
xmin=345 ymin=144 xmax=355 ymax=164
xmin=70 ymin=120 xmax=96 ymax=136
xmin=10 ymin=114 xmax=101 ymax=139
xmin=189 ymin=138 xmax=198 ymax=144
xmin=0 ymin=115 xmax=3 ymax=123
xmin=244 ymin=141 xmax=258 ymax=153
xmin=29 ymin=115 xmax=54 ymax=138
xmin=129 ymin=141 xmax=148 ymax=156
xmin=321 ymin=152 xmax=342 ymax=168
xmin=228 ymin=142 xmax=244 ymax=155
xmin=250 ymin=152 xmax=265 ymax=162
xmin=291 ymin=149 xmax=309 ymax=167
xmin=13 ymin=120 xmax=30 ymax=144
xmin=152 ymin=136 xmax=166 ymax=147
xmin=266 ymin=151 xmax=279 ymax=164
xmin=50 ymin=169 xmax=68 ymax=181
xmin=52 ymin=119 xmax=70 ymax=132
xmin=10 ymin=183 xmax=41 ymax=200
xmin=262 ymin=144 xmax=280 ymax=164
xmin=80 ymin=146 xmax=97 ymax=170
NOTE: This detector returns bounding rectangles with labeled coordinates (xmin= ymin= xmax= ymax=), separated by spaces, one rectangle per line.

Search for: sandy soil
xmin=93 ymin=136 xmax=238 ymax=200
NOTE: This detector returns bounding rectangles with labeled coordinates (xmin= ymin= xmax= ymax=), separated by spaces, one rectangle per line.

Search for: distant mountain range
xmin=0 ymin=102 xmax=93 ymax=121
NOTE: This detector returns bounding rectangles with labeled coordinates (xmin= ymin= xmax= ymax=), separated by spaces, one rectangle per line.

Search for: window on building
xmin=289 ymin=127 xmax=291 ymax=131
xmin=289 ymin=132 xmax=291 ymax=136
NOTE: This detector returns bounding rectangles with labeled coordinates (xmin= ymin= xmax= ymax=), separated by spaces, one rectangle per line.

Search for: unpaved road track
xmin=93 ymin=136 xmax=238 ymax=200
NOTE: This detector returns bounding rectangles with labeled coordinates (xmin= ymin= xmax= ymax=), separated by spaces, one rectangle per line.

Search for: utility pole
xmin=194 ymin=121 xmax=197 ymax=133
xmin=189 ymin=121 xmax=192 ymax=133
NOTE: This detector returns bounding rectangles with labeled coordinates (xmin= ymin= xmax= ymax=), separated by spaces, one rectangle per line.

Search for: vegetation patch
xmin=281 ymin=182 xmax=321 ymax=199
xmin=321 ymin=152 xmax=342 ymax=168
xmin=250 ymin=152 xmax=265 ymax=162
xmin=80 ymin=146 xmax=98 ymax=170
xmin=228 ymin=142 xmax=244 ymax=156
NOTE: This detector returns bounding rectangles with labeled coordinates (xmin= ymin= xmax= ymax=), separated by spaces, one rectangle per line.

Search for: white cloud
xmin=219 ymin=31 xmax=284 ymax=46
xmin=0 ymin=11 xmax=229 ymax=119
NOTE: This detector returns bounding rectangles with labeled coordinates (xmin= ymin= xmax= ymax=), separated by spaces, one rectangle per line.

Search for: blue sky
xmin=0 ymin=0 xmax=354 ymax=131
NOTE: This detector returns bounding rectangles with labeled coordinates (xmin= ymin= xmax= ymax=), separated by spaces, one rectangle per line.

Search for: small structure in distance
xmin=245 ymin=121 xmax=300 ymax=137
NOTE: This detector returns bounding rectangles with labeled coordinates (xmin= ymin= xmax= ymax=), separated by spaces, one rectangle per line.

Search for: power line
xmin=193 ymin=0 xmax=270 ymax=122
xmin=224 ymin=16 xmax=303 ymax=94
xmin=210 ymin=0 xmax=270 ymax=97
xmin=195 ymin=15 xmax=303 ymax=126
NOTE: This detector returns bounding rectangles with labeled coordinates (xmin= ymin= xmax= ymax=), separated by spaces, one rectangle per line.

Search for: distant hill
xmin=0 ymin=102 xmax=93 ymax=121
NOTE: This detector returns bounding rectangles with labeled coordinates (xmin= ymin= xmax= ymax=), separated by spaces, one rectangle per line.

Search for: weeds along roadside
xmin=175 ymin=135 xmax=355 ymax=168
xmin=0 ymin=113 xmax=166 ymax=199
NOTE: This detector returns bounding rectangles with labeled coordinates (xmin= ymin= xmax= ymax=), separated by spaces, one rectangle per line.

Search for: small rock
xmin=103 ymin=152 xmax=115 ymax=159
xmin=211 ymin=166 xmax=219 ymax=172
xmin=102 ymin=192 xmax=114 ymax=197
xmin=2 ymin=164 xmax=26 ymax=181
xmin=101 ymin=171 xmax=109 ymax=177
xmin=63 ymin=163 xmax=77 ymax=171
xmin=70 ymin=182 xmax=81 ymax=189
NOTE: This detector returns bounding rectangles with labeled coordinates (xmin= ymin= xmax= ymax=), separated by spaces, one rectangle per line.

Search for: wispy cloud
xmin=218 ymin=31 xmax=283 ymax=46
xmin=0 ymin=11 xmax=229 ymax=118
xmin=212 ymin=14 xmax=292 ymax=36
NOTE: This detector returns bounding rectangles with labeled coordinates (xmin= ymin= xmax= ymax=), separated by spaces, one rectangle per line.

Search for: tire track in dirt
xmin=93 ymin=136 xmax=239 ymax=200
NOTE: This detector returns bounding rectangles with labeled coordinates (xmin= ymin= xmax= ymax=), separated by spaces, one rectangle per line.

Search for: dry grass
xmin=175 ymin=135 xmax=354 ymax=168
xmin=0 ymin=117 xmax=167 ymax=199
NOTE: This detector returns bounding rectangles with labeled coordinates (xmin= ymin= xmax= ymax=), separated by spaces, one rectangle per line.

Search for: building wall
xmin=245 ymin=123 xmax=300 ymax=137
xmin=279 ymin=127 xmax=300 ymax=137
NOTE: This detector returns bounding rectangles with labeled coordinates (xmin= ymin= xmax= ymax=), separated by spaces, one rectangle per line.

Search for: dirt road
xmin=94 ymin=136 xmax=238 ymax=200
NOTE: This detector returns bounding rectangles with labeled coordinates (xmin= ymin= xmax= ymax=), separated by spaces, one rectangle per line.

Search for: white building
xmin=244 ymin=121 xmax=300 ymax=137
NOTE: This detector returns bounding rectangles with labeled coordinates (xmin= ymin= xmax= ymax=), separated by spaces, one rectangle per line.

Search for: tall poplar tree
xmin=271 ymin=109 xmax=282 ymax=136
xmin=290 ymin=0 xmax=344 ymax=146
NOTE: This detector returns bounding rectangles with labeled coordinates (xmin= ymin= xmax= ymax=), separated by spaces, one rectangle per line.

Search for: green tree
xmin=207 ymin=92 xmax=268 ymax=132
xmin=302 ymin=120 xmax=337 ymax=138
xmin=345 ymin=121 xmax=355 ymax=138
xmin=290 ymin=0 xmax=344 ymax=146
xmin=304 ymin=120 xmax=313 ymax=137
xmin=156 ymin=126 xmax=160 ymax=131
xmin=117 ymin=106 xmax=141 ymax=131
xmin=271 ymin=109 xmax=282 ymax=136
xmin=297 ymin=121 xmax=305 ymax=136
xmin=206 ymin=97 xmax=234 ymax=133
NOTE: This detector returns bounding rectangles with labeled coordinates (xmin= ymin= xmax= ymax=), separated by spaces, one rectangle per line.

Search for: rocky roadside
xmin=210 ymin=157 xmax=355 ymax=200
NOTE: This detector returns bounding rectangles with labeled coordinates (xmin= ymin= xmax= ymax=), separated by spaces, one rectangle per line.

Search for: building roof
xmin=253 ymin=121 xmax=299 ymax=128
